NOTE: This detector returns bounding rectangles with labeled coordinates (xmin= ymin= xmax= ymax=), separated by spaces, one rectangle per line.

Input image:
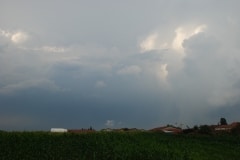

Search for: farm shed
xmin=150 ymin=126 xmax=182 ymax=134
xmin=50 ymin=128 xmax=68 ymax=133
xmin=214 ymin=122 xmax=240 ymax=132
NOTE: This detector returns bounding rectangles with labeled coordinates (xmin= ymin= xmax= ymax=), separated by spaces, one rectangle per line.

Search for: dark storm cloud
xmin=1 ymin=0 xmax=240 ymax=130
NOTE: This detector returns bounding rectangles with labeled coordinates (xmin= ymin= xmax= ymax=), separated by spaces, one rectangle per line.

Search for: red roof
xmin=150 ymin=126 xmax=182 ymax=133
xmin=215 ymin=122 xmax=240 ymax=131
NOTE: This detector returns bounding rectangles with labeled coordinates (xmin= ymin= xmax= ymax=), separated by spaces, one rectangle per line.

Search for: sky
xmin=0 ymin=0 xmax=240 ymax=131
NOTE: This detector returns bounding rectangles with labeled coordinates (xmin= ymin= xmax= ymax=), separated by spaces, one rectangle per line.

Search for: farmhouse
xmin=214 ymin=122 xmax=240 ymax=132
xmin=101 ymin=128 xmax=114 ymax=132
xmin=50 ymin=128 xmax=68 ymax=133
xmin=150 ymin=125 xmax=182 ymax=134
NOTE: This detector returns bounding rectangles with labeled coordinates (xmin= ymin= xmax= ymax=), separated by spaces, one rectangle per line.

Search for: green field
xmin=0 ymin=131 xmax=240 ymax=160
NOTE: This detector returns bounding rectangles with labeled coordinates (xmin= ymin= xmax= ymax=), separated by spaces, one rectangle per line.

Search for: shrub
xmin=231 ymin=124 xmax=240 ymax=134
xmin=199 ymin=125 xmax=212 ymax=134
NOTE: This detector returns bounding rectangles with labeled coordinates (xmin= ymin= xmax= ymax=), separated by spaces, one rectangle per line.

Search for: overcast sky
xmin=1 ymin=0 xmax=240 ymax=131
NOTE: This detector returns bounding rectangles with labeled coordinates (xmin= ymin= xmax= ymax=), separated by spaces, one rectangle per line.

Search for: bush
xmin=231 ymin=124 xmax=240 ymax=134
xmin=199 ymin=125 xmax=212 ymax=134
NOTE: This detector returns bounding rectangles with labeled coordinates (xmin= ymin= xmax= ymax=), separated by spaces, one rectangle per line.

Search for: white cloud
xmin=0 ymin=29 xmax=12 ymax=45
xmin=11 ymin=32 xmax=28 ymax=44
xmin=105 ymin=120 xmax=114 ymax=127
xmin=140 ymin=33 xmax=158 ymax=52
xmin=117 ymin=65 xmax=142 ymax=75
xmin=19 ymin=46 xmax=66 ymax=53
xmin=0 ymin=29 xmax=11 ymax=38
xmin=140 ymin=33 xmax=168 ymax=53
xmin=0 ymin=32 xmax=119 ymax=95
xmin=172 ymin=27 xmax=187 ymax=52
xmin=41 ymin=46 xmax=66 ymax=53
xmin=141 ymin=61 xmax=169 ymax=88
xmin=0 ymin=29 xmax=28 ymax=45
xmin=139 ymin=24 xmax=207 ymax=54
xmin=174 ymin=24 xmax=240 ymax=110
xmin=172 ymin=25 xmax=207 ymax=53
xmin=156 ymin=63 xmax=168 ymax=81
xmin=137 ymin=24 xmax=208 ymax=89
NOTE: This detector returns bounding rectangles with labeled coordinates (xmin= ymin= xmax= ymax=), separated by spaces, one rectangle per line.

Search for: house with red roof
xmin=214 ymin=122 xmax=240 ymax=132
xmin=150 ymin=125 xmax=182 ymax=134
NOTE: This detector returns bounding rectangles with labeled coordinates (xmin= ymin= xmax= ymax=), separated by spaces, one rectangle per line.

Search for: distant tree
xmin=199 ymin=125 xmax=212 ymax=134
xmin=183 ymin=128 xmax=194 ymax=134
xmin=220 ymin=118 xmax=227 ymax=125
xmin=193 ymin=125 xmax=199 ymax=130
xmin=231 ymin=124 xmax=240 ymax=135
xmin=89 ymin=126 xmax=93 ymax=130
xmin=122 ymin=128 xmax=129 ymax=131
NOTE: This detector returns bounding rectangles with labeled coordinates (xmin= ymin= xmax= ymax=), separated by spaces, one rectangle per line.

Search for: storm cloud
xmin=0 ymin=0 xmax=240 ymax=130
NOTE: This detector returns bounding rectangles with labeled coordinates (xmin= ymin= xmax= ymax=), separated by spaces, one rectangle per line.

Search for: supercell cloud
xmin=0 ymin=0 xmax=240 ymax=130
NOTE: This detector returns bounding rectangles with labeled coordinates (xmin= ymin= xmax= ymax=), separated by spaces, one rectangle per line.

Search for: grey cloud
xmin=0 ymin=114 xmax=35 ymax=131
xmin=0 ymin=79 xmax=63 ymax=95
xmin=1 ymin=1 xmax=240 ymax=130
xmin=117 ymin=65 xmax=142 ymax=75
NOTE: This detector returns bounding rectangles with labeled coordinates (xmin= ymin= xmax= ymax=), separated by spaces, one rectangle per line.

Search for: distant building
xmin=116 ymin=128 xmax=145 ymax=132
xmin=50 ymin=128 xmax=68 ymax=133
xmin=150 ymin=125 xmax=182 ymax=134
xmin=101 ymin=128 xmax=114 ymax=132
xmin=214 ymin=122 xmax=240 ymax=132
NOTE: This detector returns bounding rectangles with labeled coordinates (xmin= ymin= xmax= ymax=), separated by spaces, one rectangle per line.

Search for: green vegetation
xmin=0 ymin=131 xmax=240 ymax=160
xmin=220 ymin=118 xmax=228 ymax=125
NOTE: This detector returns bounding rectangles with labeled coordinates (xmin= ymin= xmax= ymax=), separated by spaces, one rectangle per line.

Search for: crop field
xmin=0 ymin=131 xmax=240 ymax=160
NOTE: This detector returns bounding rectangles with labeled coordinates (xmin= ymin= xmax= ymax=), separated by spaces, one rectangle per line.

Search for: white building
xmin=50 ymin=128 xmax=68 ymax=133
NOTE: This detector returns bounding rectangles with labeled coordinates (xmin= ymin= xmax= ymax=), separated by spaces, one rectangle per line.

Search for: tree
xmin=231 ymin=124 xmax=240 ymax=134
xmin=199 ymin=125 xmax=212 ymax=134
xmin=220 ymin=118 xmax=227 ymax=125
xmin=193 ymin=125 xmax=199 ymax=130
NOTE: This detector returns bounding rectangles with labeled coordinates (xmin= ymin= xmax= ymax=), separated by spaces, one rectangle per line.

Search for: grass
xmin=0 ymin=131 xmax=239 ymax=160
